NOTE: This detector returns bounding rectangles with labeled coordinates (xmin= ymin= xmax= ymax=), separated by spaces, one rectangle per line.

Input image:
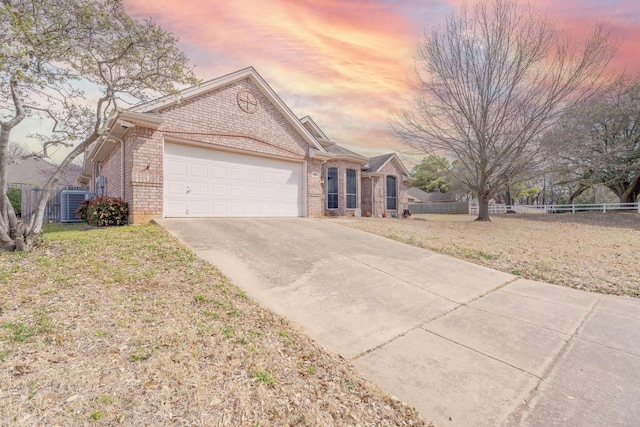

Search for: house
xmin=80 ymin=67 xmax=410 ymax=223
xmin=407 ymin=187 xmax=456 ymax=204
xmin=7 ymin=157 xmax=59 ymax=186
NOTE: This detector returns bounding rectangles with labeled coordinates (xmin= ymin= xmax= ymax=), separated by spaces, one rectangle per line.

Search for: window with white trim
xmin=327 ymin=167 xmax=338 ymax=209
xmin=346 ymin=169 xmax=357 ymax=209
xmin=386 ymin=175 xmax=397 ymax=210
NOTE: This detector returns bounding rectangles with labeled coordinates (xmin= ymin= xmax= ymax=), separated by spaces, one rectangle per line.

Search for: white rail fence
xmin=469 ymin=202 xmax=640 ymax=215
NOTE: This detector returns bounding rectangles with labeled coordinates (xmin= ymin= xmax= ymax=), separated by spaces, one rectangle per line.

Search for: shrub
xmin=83 ymin=197 xmax=128 ymax=227
xmin=7 ymin=188 xmax=21 ymax=217
xmin=76 ymin=199 xmax=91 ymax=221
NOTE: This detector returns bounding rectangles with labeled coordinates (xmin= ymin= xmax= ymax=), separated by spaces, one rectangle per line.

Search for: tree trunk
xmin=568 ymin=185 xmax=589 ymax=204
xmin=0 ymin=80 xmax=28 ymax=251
xmin=476 ymin=194 xmax=491 ymax=221
xmin=619 ymin=175 xmax=640 ymax=204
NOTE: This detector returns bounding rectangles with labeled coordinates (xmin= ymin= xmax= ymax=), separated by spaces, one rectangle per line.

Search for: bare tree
xmin=392 ymin=0 xmax=618 ymax=220
xmin=0 ymin=0 xmax=198 ymax=251
xmin=544 ymin=75 xmax=640 ymax=203
xmin=6 ymin=141 xmax=30 ymax=161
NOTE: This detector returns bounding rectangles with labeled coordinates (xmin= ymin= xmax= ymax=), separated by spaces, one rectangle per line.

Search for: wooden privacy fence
xmin=469 ymin=202 xmax=640 ymax=215
xmin=409 ymin=201 xmax=470 ymax=214
xmin=7 ymin=184 xmax=89 ymax=223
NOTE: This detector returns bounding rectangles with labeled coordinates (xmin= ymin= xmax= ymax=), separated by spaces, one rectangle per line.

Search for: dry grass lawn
xmin=0 ymin=224 xmax=429 ymax=426
xmin=337 ymin=212 xmax=640 ymax=297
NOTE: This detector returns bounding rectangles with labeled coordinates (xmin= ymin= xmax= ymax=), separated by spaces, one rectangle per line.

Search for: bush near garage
xmin=77 ymin=197 xmax=128 ymax=226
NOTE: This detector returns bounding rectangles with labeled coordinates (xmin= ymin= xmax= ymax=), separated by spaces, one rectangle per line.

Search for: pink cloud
xmin=122 ymin=0 xmax=640 ymax=156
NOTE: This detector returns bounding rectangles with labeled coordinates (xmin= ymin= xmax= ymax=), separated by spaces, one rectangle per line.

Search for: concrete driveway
xmin=158 ymin=218 xmax=640 ymax=426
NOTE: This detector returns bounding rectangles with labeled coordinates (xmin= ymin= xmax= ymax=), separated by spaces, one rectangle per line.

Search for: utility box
xmin=61 ymin=190 xmax=94 ymax=223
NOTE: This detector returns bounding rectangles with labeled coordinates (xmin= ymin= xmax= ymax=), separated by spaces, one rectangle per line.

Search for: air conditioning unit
xmin=60 ymin=190 xmax=94 ymax=223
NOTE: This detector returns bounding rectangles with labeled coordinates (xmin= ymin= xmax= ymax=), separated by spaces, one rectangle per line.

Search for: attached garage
xmin=163 ymin=142 xmax=304 ymax=218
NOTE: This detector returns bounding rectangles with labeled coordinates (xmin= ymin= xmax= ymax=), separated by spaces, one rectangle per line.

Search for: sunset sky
xmin=12 ymin=0 xmax=640 ymax=163
xmin=120 ymin=0 xmax=640 ymax=161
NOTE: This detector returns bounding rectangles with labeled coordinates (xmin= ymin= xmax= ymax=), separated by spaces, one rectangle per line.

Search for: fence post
xmin=572 ymin=204 xmax=575 ymax=214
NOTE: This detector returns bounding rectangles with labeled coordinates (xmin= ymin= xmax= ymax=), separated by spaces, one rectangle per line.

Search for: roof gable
xmin=300 ymin=116 xmax=329 ymax=141
xmin=130 ymin=67 xmax=324 ymax=152
xmin=367 ymin=153 xmax=410 ymax=176
xmin=368 ymin=153 xmax=395 ymax=172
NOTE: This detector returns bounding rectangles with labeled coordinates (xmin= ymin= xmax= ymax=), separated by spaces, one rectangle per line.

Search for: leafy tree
xmin=0 ymin=0 xmax=198 ymax=251
xmin=410 ymin=155 xmax=450 ymax=193
xmin=545 ymin=75 xmax=640 ymax=203
xmin=392 ymin=0 xmax=617 ymax=220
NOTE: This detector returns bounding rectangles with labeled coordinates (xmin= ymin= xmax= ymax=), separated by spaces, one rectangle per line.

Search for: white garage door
xmin=164 ymin=142 xmax=304 ymax=217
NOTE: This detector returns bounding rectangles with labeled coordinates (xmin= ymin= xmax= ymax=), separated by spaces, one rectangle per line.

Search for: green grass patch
xmin=255 ymin=370 xmax=275 ymax=386
xmin=1 ymin=308 xmax=53 ymax=343
xmin=221 ymin=326 xmax=234 ymax=339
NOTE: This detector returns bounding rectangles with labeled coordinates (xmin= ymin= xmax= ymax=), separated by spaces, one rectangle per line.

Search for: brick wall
xmin=127 ymin=128 xmax=163 ymax=224
xmin=157 ymin=78 xmax=308 ymax=162
xmin=99 ymin=140 xmax=122 ymax=198
xmin=307 ymin=158 xmax=323 ymax=217
xmin=361 ymin=176 xmax=374 ymax=217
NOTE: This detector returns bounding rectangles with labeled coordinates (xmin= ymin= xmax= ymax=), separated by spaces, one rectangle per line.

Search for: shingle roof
xmin=325 ymin=144 xmax=366 ymax=159
xmin=407 ymin=187 xmax=430 ymax=201
xmin=6 ymin=157 xmax=58 ymax=186
xmin=408 ymin=187 xmax=457 ymax=202
xmin=367 ymin=153 xmax=395 ymax=172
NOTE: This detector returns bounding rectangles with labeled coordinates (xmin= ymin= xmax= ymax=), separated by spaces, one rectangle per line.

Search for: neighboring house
xmin=80 ymin=67 xmax=410 ymax=223
xmin=408 ymin=187 xmax=457 ymax=204
xmin=6 ymin=157 xmax=59 ymax=186
xmin=7 ymin=157 xmax=83 ymax=187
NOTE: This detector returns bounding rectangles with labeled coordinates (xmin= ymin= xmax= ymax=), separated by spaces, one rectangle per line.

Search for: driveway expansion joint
xmin=505 ymin=294 xmax=604 ymax=426
xmin=419 ymin=327 xmax=542 ymax=379
xmin=464 ymin=275 xmax=520 ymax=305
xmin=338 ymin=251 xmax=460 ymax=305
xmin=349 ymin=324 xmax=423 ymax=362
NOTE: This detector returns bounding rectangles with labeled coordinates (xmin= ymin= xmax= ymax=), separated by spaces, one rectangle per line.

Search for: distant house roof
xmin=407 ymin=187 xmax=430 ymax=202
xmin=6 ymin=157 xmax=58 ymax=186
xmin=408 ymin=187 xmax=457 ymax=203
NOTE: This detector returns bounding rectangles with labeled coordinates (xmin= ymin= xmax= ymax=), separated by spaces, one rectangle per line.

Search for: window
xmin=346 ymin=169 xmax=357 ymax=209
xmin=327 ymin=167 xmax=338 ymax=209
xmin=386 ymin=175 xmax=397 ymax=210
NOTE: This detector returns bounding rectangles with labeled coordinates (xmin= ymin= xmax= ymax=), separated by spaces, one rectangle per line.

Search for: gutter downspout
xmin=120 ymin=138 xmax=125 ymax=199
xmin=93 ymin=162 xmax=99 ymax=193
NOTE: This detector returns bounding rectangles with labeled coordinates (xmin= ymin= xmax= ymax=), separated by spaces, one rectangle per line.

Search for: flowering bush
xmin=77 ymin=197 xmax=128 ymax=227
xmin=76 ymin=199 xmax=91 ymax=221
